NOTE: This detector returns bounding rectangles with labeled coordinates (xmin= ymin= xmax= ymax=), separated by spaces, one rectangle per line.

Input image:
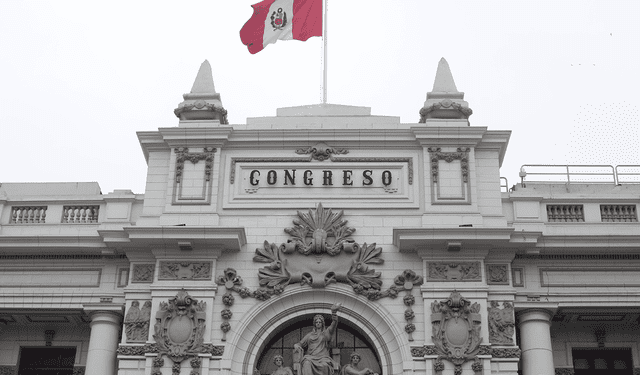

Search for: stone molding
xmin=172 ymin=147 xmax=216 ymax=205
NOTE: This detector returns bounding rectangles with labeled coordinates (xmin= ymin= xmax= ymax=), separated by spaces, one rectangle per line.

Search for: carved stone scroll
xmin=431 ymin=291 xmax=483 ymax=374
xmin=295 ymin=142 xmax=348 ymax=161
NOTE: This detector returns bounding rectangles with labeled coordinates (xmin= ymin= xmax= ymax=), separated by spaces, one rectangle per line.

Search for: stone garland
xmin=216 ymin=267 xmax=424 ymax=342
xmin=394 ymin=269 xmax=423 ymax=341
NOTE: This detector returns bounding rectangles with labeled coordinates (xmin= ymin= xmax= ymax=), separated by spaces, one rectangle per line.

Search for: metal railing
xmin=518 ymin=165 xmax=640 ymax=185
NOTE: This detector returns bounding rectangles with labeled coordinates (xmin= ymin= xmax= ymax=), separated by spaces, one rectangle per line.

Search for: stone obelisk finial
xmin=419 ymin=58 xmax=472 ymax=124
xmin=174 ymin=60 xmax=228 ymax=124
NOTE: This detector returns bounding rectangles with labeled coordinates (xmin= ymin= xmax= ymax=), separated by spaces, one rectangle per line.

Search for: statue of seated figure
xmin=339 ymin=353 xmax=378 ymax=375
xmin=293 ymin=304 xmax=341 ymax=375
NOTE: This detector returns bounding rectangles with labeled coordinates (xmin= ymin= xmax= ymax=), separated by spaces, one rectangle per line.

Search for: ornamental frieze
xmin=158 ymin=261 xmax=212 ymax=280
xmin=427 ymin=262 xmax=481 ymax=281
xmin=431 ymin=291 xmax=483 ymax=374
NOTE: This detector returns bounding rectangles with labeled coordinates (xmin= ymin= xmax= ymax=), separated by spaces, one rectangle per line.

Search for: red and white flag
xmin=240 ymin=0 xmax=322 ymax=54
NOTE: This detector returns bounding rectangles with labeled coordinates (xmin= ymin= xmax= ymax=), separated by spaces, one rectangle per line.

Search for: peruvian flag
xmin=240 ymin=0 xmax=322 ymax=54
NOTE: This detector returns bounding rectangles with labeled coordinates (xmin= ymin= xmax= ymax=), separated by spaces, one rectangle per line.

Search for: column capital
xmin=516 ymin=308 xmax=555 ymax=326
xmin=83 ymin=304 xmax=124 ymax=326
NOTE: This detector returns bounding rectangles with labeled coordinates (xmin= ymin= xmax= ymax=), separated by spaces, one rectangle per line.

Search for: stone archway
xmin=227 ymin=284 xmax=408 ymax=375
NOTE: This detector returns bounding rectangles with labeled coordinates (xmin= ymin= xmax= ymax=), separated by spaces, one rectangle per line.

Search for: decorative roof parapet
xmin=174 ymin=60 xmax=228 ymax=124
xmin=419 ymin=58 xmax=472 ymax=124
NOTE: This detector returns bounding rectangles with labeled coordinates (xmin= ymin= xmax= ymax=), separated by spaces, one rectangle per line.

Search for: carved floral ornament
xmin=215 ymin=203 xmax=425 ymax=341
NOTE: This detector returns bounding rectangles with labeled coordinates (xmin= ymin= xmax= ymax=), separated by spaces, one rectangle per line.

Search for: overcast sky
xmin=1 ymin=0 xmax=638 ymax=194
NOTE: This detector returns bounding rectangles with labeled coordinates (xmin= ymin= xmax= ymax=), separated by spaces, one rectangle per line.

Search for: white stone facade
xmin=0 ymin=59 xmax=639 ymax=375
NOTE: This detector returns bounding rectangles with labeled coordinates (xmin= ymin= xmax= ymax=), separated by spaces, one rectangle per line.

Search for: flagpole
xmin=322 ymin=0 xmax=328 ymax=104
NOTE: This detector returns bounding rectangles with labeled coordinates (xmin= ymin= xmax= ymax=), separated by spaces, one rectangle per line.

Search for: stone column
xmin=85 ymin=310 xmax=123 ymax=375
xmin=518 ymin=308 xmax=555 ymax=375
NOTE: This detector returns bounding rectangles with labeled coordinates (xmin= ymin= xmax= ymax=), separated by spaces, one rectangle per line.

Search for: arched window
xmin=256 ymin=314 xmax=381 ymax=375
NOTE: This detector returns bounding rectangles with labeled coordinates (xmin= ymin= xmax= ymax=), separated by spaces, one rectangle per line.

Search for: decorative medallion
xmin=271 ymin=7 xmax=287 ymax=30
xmin=431 ymin=291 xmax=483 ymax=374
xmin=428 ymin=262 xmax=481 ymax=281
xmin=153 ymin=289 xmax=207 ymax=363
xmin=295 ymin=142 xmax=349 ymax=161
xmin=488 ymin=301 xmax=515 ymax=345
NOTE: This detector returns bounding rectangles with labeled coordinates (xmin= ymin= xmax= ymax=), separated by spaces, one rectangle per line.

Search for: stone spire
xmin=419 ymin=58 xmax=472 ymax=124
xmin=174 ymin=60 xmax=228 ymax=124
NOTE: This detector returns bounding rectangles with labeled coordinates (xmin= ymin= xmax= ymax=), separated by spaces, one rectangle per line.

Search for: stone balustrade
xmin=11 ymin=206 xmax=47 ymax=224
xmin=62 ymin=205 xmax=100 ymax=223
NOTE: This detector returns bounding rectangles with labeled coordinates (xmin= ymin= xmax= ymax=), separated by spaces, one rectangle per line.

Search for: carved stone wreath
xmin=431 ymin=291 xmax=483 ymax=374
xmin=153 ymin=289 xmax=207 ymax=363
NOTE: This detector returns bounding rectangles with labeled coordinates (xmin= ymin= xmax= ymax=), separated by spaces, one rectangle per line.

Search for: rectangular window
xmin=18 ymin=347 xmax=76 ymax=375
xmin=572 ymin=347 xmax=632 ymax=375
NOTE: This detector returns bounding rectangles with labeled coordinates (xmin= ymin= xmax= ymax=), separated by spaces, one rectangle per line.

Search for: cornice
xmin=410 ymin=126 xmax=488 ymax=146
xmin=394 ymin=227 xmax=515 ymax=252
xmin=122 ymin=226 xmax=246 ymax=252
xmin=0 ymin=235 xmax=107 ymax=250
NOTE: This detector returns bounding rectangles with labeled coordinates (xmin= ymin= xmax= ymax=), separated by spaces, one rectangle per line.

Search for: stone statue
xmin=271 ymin=355 xmax=293 ymax=375
xmin=124 ymin=300 xmax=141 ymax=342
xmin=339 ymin=353 xmax=378 ymax=375
xmin=293 ymin=303 xmax=341 ymax=375
xmin=124 ymin=300 xmax=152 ymax=342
